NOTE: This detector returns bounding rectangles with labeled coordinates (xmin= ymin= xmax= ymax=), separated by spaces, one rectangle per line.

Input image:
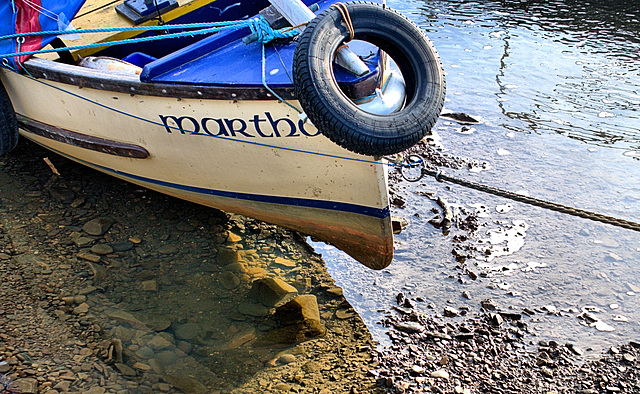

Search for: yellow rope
xmin=331 ymin=3 xmax=355 ymax=41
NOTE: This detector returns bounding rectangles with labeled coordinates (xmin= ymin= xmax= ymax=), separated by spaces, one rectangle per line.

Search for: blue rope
xmin=249 ymin=17 xmax=298 ymax=43
xmin=261 ymin=42 xmax=302 ymax=114
xmin=0 ymin=17 xmax=299 ymax=59
xmin=0 ymin=21 xmax=251 ymax=40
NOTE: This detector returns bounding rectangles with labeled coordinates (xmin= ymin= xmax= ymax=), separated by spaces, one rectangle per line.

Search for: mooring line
xmin=402 ymin=158 xmax=640 ymax=232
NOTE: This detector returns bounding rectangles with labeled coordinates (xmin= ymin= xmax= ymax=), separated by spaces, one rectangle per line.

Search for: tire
xmin=0 ymin=80 xmax=18 ymax=157
xmin=293 ymin=2 xmax=445 ymax=156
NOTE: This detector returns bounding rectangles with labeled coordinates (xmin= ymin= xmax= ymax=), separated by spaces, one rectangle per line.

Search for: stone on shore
xmin=249 ymin=277 xmax=298 ymax=307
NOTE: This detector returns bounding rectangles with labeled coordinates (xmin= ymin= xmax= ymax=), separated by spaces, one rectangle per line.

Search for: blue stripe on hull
xmin=29 ymin=136 xmax=390 ymax=219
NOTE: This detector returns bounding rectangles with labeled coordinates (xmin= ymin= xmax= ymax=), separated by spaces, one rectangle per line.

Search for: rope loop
xmin=400 ymin=155 xmax=425 ymax=182
xmin=331 ymin=2 xmax=355 ymax=42
xmin=249 ymin=16 xmax=299 ymax=44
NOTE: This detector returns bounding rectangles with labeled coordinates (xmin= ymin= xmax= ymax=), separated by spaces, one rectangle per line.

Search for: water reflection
xmin=397 ymin=0 xmax=640 ymax=150
xmin=319 ymin=0 xmax=640 ymax=357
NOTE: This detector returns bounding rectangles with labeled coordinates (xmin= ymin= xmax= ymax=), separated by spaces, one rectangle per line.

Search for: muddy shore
xmin=0 ymin=139 xmax=639 ymax=393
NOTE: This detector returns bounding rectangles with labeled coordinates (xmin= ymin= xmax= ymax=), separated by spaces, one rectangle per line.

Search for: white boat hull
xmin=0 ymin=62 xmax=394 ymax=269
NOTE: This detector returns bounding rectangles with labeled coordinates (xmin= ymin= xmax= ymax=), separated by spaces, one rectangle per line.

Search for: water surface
xmin=318 ymin=0 xmax=640 ymax=356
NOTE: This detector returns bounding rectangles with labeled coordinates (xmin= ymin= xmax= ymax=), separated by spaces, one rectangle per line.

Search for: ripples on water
xmin=320 ymin=0 xmax=640 ymax=356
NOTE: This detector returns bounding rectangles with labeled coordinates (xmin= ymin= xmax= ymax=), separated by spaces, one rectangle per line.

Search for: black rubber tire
xmin=293 ymin=2 xmax=445 ymax=156
xmin=0 ymin=80 xmax=18 ymax=157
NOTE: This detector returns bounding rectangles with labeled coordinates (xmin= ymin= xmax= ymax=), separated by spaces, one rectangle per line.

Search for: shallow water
xmin=318 ymin=0 xmax=640 ymax=356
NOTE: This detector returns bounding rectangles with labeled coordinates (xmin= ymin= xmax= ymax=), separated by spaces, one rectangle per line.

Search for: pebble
xmin=91 ymin=243 xmax=113 ymax=255
xmin=114 ymin=363 xmax=136 ymax=376
xmin=273 ymin=257 xmax=296 ymax=268
xmin=141 ymin=279 xmax=158 ymax=292
xmin=430 ymin=369 xmax=449 ymax=379
xmin=238 ymin=302 xmax=270 ymax=317
xmin=594 ymin=321 xmax=615 ymax=332
xmin=277 ymin=354 xmax=296 ymax=364
xmin=82 ymin=217 xmax=113 ymax=236
xmin=336 ymin=309 xmax=356 ymax=320
xmin=394 ymin=322 xmax=424 ymax=333
xmin=77 ymin=251 xmax=101 ymax=263
xmin=326 ymin=287 xmax=343 ymax=297
xmin=175 ymin=323 xmax=202 ymax=341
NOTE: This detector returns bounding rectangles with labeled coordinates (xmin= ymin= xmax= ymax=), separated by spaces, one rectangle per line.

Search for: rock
xmin=219 ymin=328 xmax=257 ymax=350
xmin=277 ymin=354 xmax=296 ymax=364
xmin=249 ymin=278 xmax=298 ymax=307
xmin=177 ymin=340 xmax=192 ymax=354
xmin=158 ymin=245 xmax=178 ymax=254
xmin=222 ymin=262 xmax=247 ymax=274
xmin=175 ymin=323 xmax=202 ymax=341
xmin=238 ymin=302 xmax=270 ymax=317
xmin=82 ymin=217 xmax=114 ymax=236
xmin=91 ymin=243 xmax=113 ymax=255
xmin=111 ymin=241 xmax=134 ymax=252
xmin=326 ymin=287 xmax=343 ymax=297
xmin=540 ymin=366 xmax=553 ymax=377
xmin=147 ymin=334 xmax=174 ymax=351
xmin=273 ymin=257 xmax=295 ymax=268
xmin=162 ymin=375 xmax=207 ymax=394
xmin=141 ymin=280 xmax=158 ymax=292
xmin=490 ymin=313 xmax=504 ymax=326
xmin=218 ymin=271 xmax=240 ymax=290
xmin=11 ymin=378 xmax=38 ymax=394
xmin=72 ymin=302 xmax=90 ymax=315
xmin=49 ymin=186 xmax=75 ymax=202
xmin=74 ymin=295 xmax=87 ymax=304
xmin=391 ymin=216 xmax=409 ymax=234
xmin=411 ymin=365 xmax=425 ymax=374
xmin=440 ymin=112 xmax=481 ymax=124
xmin=77 ymin=251 xmax=101 ymax=263
xmin=74 ymin=236 xmax=94 ymax=248
xmin=444 ymin=307 xmax=460 ymax=317
xmin=227 ymin=232 xmax=242 ymax=243
xmin=431 ymin=370 xmax=450 ymax=379
xmin=129 ymin=236 xmax=142 ymax=244
xmin=157 ymin=350 xmax=180 ymax=366
xmin=133 ymin=362 xmax=152 ymax=371
xmin=84 ymin=388 xmax=106 ymax=394
xmin=273 ymin=383 xmax=292 ymax=391
xmin=114 ymin=363 xmax=136 ymax=376
xmin=393 ymin=322 xmax=424 ymax=333
xmin=136 ymin=346 xmax=155 ymax=359
xmin=275 ymin=295 xmax=321 ymax=325
xmin=0 ymin=361 xmax=10 ymax=373
xmin=594 ymin=321 xmax=615 ymax=332
xmin=481 ymin=299 xmax=498 ymax=310
xmin=105 ymin=309 xmax=147 ymax=329
xmin=218 ymin=248 xmax=239 ymax=265
xmin=78 ymin=285 xmax=97 ymax=295
xmin=255 ymin=320 xmax=326 ymax=347
xmin=53 ymin=381 xmax=71 ymax=392
xmin=148 ymin=358 xmax=165 ymax=375
xmin=336 ymin=309 xmax=356 ymax=320
xmin=567 ymin=343 xmax=584 ymax=356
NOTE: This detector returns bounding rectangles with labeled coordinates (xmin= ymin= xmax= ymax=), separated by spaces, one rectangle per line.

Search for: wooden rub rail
xmin=18 ymin=115 xmax=150 ymax=159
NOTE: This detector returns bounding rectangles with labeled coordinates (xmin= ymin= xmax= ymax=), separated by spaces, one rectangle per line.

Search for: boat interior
xmin=43 ymin=0 xmax=383 ymax=91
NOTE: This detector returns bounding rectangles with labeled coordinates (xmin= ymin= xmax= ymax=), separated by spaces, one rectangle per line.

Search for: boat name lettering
xmin=158 ymin=112 xmax=320 ymax=138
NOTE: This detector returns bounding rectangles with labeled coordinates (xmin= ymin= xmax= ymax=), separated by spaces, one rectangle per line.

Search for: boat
xmin=0 ymin=0 xmax=445 ymax=269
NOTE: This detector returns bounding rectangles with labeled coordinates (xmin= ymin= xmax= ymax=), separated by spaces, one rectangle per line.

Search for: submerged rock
xmin=162 ymin=375 xmax=207 ymax=394
xmin=249 ymin=277 xmax=298 ymax=307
